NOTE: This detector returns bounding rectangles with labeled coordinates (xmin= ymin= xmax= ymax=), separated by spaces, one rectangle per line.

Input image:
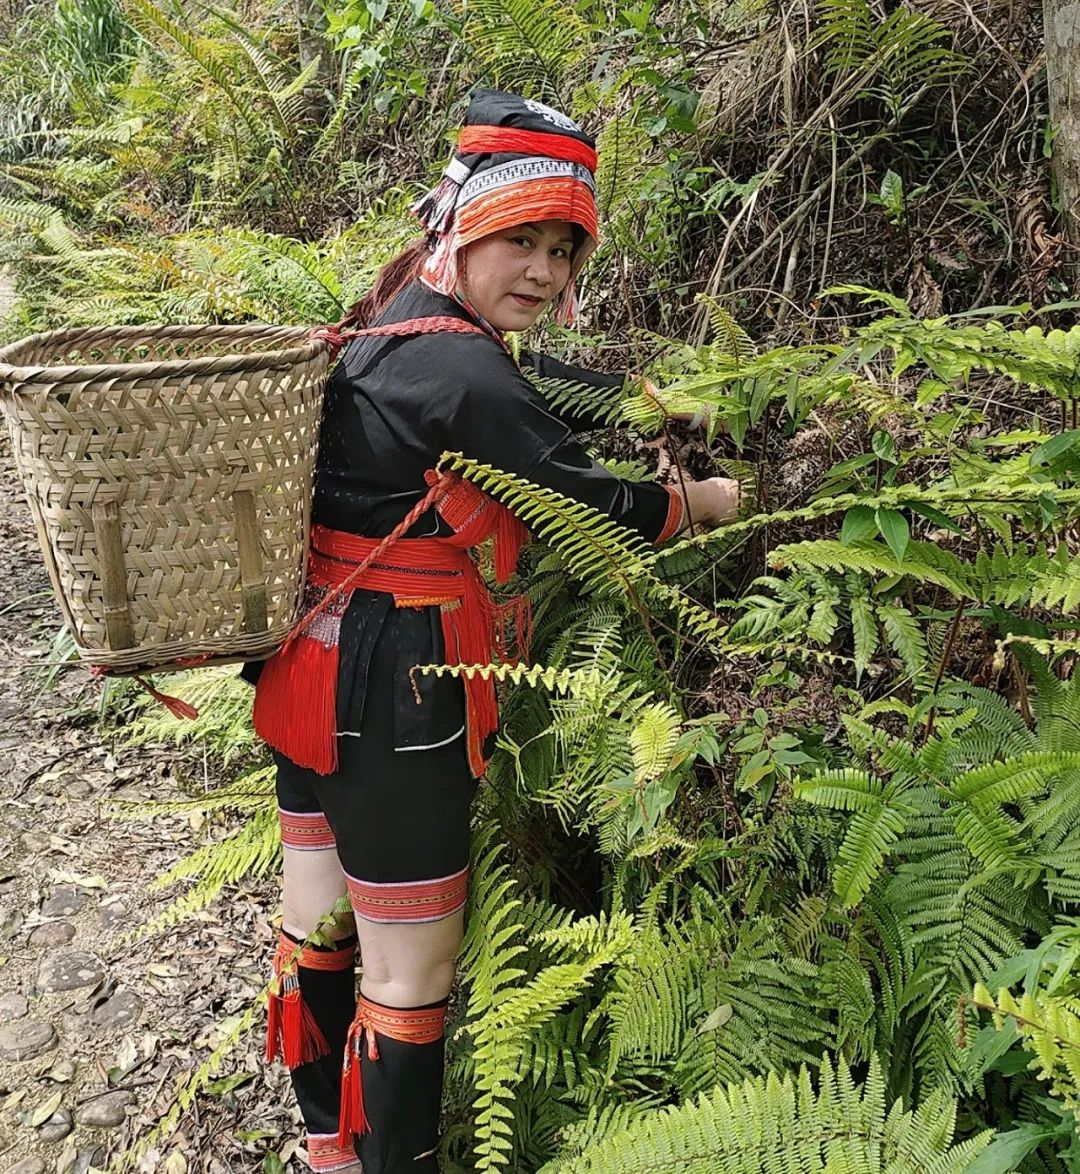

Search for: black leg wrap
xmin=283 ymin=931 xmax=358 ymax=1140
xmin=356 ymin=1015 xmax=445 ymax=1173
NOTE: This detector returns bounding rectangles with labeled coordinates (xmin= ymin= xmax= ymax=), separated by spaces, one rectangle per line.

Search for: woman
xmin=249 ymin=88 xmax=740 ymax=1173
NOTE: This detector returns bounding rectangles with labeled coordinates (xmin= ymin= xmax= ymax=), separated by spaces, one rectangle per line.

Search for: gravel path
xmin=0 ymin=431 xmax=302 ymax=1171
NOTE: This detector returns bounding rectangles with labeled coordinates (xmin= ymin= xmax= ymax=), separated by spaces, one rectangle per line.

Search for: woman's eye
xmin=512 ymin=236 xmax=533 ymax=248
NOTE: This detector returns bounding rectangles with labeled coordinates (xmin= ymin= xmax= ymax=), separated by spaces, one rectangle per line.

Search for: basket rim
xmin=0 ymin=322 xmax=331 ymax=387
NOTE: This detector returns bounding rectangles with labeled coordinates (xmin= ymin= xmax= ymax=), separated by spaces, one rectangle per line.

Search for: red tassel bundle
xmin=339 ymin=1009 xmax=380 ymax=1143
xmin=265 ymin=937 xmax=331 ymax=1069
xmin=253 ymin=632 xmax=341 ymax=776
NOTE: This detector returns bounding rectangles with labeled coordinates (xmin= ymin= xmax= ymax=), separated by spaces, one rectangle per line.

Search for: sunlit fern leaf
xmin=542 ymin=1053 xmax=991 ymax=1172
xmin=530 ymin=374 xmax=626 ymax=427
xmin=630 ymin=701 xmax=680 ymax=785
xmin=107 ymin=771 xmax=273 ymax=818
xmin=972 ymin=963 xmax=1080 ymax=1121
xmin=116 ymin=665 xmax=259 ymax=762
xmin=0 ymin=195 xmax=62 ymax=229
xmin=459 ymin=0 xmax=590 ymax=97
xmin=698 ymin=295 xmax=756 ymax=366
xmin=120 ymin=802 xmax=278 ymax=942
xmin=444 ymin=454 xmax=725 ymax=643
xmin=878 ymin=600 xmax=928 ymax=678
xmin=460 ymin=828 xmax=637 ymax=1171
xmin=216 ymin=228 xmax=345 ymax=318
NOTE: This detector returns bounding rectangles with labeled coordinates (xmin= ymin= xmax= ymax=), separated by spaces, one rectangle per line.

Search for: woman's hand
xmin=676 ymin=477 xmax=742 ymax=531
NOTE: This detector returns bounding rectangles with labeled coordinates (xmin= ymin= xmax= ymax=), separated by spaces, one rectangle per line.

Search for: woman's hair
xmin=338 ymin=237 xmax=430 ymax=329
xmin=337 ymin=222 xmax=590 ymax=329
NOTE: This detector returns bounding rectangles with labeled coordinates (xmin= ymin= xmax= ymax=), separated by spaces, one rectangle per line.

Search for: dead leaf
xmin=162 ymin=1153 xmax=188 ymax=1174
xmin=47 ymin=1059 xmax=76 ymax=1083
xmin=55 ymin=1136 xmax=78 ymax=1172
xmin=2 ymin=1088 xmax=27 ymax=1111
xmin=698 ymin=1003 xmax=734 ymax=1033
xmin=30 ymin=1089 xmax=63 ymax=1126
xmin=48 ymin=870 xmax=107 ymax=889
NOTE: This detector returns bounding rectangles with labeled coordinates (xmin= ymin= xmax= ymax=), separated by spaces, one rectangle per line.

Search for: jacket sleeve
xmin=445 ymin=351 xmax=682 ymax=544
xmin=520 ymin=351 xmax=625 ymax=433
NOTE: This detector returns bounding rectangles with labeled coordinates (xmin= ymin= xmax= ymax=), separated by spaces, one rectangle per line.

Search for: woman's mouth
xmin=511 ymin=294 xmax=543 ymax=308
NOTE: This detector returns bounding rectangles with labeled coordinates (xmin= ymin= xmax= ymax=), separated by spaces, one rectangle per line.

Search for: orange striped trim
xmin=345 ymin=866 xmax=468 ymax=924
xmin=656 ymin=485 xmax=684 ymax=544
xmin=308 ymin=1132 xmax=360 ymax=1171
xmin=456 ymin=176 xmax=599 ymax=243
xmin=275 ymin=933 xmax=356 ymax=974
xmin=279 ymin=809 xmax=337 ymax=851
xmin=354 ymin=996 xmax=447 ymax=1047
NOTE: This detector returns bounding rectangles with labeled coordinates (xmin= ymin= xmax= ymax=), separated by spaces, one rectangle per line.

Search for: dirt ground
xmin=0 ymin=427 xmax=305 ymax=1172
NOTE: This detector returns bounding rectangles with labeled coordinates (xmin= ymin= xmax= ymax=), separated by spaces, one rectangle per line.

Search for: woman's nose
xmin=525 ymin=256 xmax=552 ymax=285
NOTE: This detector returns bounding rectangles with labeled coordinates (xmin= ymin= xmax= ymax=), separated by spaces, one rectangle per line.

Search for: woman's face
xmin=459 ymin=220 xmax=575 ymax=331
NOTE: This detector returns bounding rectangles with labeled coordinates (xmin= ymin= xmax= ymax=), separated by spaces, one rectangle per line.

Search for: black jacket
xmin=245 ymin=281 xmax=673 ymax=752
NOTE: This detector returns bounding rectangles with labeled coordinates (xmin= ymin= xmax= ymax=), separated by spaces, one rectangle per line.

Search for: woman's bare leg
xmin=282 ymin=844 xmax=356 ymax=942
xmin=354 ymin=910 xmax=464 ymax=1006
xmin=276 ymin=838 xmax=361 ymax=1172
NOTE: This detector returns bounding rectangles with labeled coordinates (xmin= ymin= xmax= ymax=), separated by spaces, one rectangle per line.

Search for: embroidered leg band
xmin=339 ymin=996 xmax=447 ymax=1145
xmin=279 ymin=808 xmax=339 ymax=851
xmin=344 ymin=865 xmax=468 ymax=924
xmin=266 ymin=931 xmax=356 ymax=1069
xmin=307 ymin=1132 xmax=360 ymax=1172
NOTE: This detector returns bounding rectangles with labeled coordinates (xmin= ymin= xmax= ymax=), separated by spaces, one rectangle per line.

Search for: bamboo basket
xmin=0 ymin=323 xmax=331 ymax=675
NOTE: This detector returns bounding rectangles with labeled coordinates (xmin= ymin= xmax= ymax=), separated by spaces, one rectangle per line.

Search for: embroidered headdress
xmin=411 ymin=88 xmax=599 ymax=326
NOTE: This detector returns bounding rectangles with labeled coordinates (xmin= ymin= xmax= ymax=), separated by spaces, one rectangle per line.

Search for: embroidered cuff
xmin=308 ymin=1133 xmax=360 ymax=1171
xmin=655 ymin=485 xmax=684 ymax=544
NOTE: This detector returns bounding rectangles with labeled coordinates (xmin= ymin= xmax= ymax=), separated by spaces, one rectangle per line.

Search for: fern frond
xmin=459 ymin=0 xmax=589 ymax=95
xmin=542 ymin=1054 xmax=990 ymax=1171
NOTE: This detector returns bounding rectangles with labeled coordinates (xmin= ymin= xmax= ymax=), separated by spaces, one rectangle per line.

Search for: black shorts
xmin=274 ymin=603 xmax=478 ymax=923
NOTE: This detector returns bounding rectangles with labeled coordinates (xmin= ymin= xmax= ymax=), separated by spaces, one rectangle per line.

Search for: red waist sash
xmin=253 ymin=523 xmax=512 ymax=778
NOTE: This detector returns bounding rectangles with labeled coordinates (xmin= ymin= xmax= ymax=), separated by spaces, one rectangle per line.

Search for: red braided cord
xmin=310 ymin=316 xmax=486 ymax=360
xmin=282 ymin=472 xmax=454 ymax=651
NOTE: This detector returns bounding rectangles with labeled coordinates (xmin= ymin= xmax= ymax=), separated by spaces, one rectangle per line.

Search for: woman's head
xmin=412 ymin=89 xmax=599 ymax=326
xmin=341 ymin=91 xmax=599 ymax=331
xmin=459 ymin=219 xmax=583 ymax=331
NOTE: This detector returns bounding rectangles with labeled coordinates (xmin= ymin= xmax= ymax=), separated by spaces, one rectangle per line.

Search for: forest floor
xmin=0 ymin=429 xmax=300 ymax=1173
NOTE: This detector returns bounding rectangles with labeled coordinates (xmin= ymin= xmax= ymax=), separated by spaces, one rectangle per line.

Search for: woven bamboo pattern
xmin=0 ymin=323 xmax=331 ymax=674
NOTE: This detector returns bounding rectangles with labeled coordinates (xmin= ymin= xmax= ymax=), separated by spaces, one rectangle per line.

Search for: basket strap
xmin=310 ymin=316 xmax=487 ymax=361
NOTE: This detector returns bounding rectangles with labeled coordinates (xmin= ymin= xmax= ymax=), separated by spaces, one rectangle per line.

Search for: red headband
xmin=458 ymin=126 xmax=597 ymax=173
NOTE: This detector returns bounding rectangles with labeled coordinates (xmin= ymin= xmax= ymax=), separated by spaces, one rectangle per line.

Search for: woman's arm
xmin=522 ymin=352 xmax=720 ymax=435
xmin=520 ymin=351 xmax=623 ymax=433
xmin=445 ymin=352 xmax=735 ymax=544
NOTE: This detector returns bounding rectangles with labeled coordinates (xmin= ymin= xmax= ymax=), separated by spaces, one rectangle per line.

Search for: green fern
xmin=542 ymin=1054 xmax=991 ymax=1171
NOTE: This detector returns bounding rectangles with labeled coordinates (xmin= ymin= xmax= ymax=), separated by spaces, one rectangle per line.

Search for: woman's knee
xmin=357 ymin=917 xmax=463 ymax=1006
xmin=281 ymin=846 xmax=352 ymax=939
xmin=360 ymin=957 xmax=457 ymax=1007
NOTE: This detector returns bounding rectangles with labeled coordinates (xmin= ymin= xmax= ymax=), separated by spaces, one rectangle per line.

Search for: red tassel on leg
xmin=339 ymin=1010 xmax=379 ymax=1145
xmin=253 ymin=634 xmax=341 ymax=775
xmin=266 ymin=938 xmax=331 ymax=1068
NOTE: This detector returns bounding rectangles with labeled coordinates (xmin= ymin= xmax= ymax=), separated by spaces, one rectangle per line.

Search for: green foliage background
xmin=3 ymin=0 xmax=1080 ymax=1170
